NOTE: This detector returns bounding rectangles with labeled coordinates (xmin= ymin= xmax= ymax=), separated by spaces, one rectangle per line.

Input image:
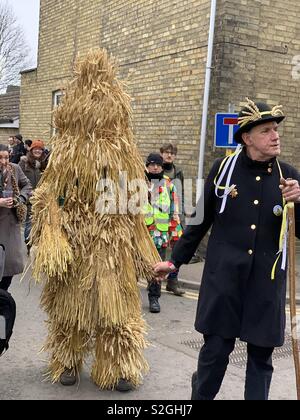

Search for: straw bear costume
xmin=30 ymin=49 xmax=159 ymax=388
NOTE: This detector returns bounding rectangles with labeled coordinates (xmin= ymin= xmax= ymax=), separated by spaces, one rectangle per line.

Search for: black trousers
xmin=148 ymin=248 xmax=167 ymax=298
xmin=0 ymin=276 xmax=13 ymax=291
xmin=192 ymin=335 xmax=274 ymax=400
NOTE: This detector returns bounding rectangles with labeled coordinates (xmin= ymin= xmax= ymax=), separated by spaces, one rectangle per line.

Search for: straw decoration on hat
xmin=238 ymin=97 xmax=284 ymax=128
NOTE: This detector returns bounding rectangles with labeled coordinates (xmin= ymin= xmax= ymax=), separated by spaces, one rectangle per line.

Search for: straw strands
xmin=30 ymin=48 xmax=159 ymax=388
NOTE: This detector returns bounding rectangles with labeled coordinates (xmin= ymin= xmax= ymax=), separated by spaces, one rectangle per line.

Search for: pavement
xmin=0 ymin=243 xmax=300 ymax=401
xmin=1 ymin=271 xmax=300 ymax=401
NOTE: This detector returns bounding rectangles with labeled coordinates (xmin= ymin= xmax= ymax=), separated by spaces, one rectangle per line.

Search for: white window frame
xmin=52 ymin=90 xmax=63 ymax=135
xmin=53 ymin=90 xmax=63 ymax=107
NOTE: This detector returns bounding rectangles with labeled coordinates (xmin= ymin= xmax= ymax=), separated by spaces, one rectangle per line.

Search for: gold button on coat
xmin=267 ymin=168 xmax=272 ymax=174
xmin=256 ymin=176 xmax=261 ymax=181
xmin=248 ymin=250 xmax=253 ymax=255
xmin=254 ymin=200 xmax=259 ymax=205
xmin=251 ymin=225 xmax=256 ymax=230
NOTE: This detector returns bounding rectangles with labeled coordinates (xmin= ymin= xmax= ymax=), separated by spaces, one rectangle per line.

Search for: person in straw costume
xmin=30 ymin=48 xmax=160 ymax=391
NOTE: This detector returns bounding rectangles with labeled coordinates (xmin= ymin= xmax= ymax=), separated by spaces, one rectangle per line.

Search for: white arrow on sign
xmin=223 ymin=117 xmax=238 ymax=145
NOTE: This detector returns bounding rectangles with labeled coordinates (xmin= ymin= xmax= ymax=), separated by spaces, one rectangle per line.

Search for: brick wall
xmin=0 ymin=129 xmax=18 ymax=145
xmin=207 ymin=0 xmax=300 ymax=174
xmin=20 ymin=0 xmax=102 ymax=141
xmin=100 ymin=0 xmax=211 ymax=178
xmin=20 ymin=0 xmax=300 ymax=180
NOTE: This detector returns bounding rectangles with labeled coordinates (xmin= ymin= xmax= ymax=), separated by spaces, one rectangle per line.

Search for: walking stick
xmin=287 ymin=202 xmax=300 ymax=400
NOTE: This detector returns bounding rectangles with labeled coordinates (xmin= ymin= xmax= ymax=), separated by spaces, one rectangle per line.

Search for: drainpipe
xmin=197 ymin=0 xmax=217 ymax=200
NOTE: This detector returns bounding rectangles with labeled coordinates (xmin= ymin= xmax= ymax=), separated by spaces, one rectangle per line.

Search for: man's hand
xmin=0 ymin=197 xmax=14 ymax=208
xmin=153 ymin=261 xmax=176 ymax=281
xmin=280 ymin=178 xmax=300 ymax=203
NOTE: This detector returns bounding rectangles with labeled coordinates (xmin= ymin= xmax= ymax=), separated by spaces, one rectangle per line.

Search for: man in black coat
xmin=154 ymin=99 xmax=300 ymax=400
xmin=10 ymin=134 xmax=26 ymax=164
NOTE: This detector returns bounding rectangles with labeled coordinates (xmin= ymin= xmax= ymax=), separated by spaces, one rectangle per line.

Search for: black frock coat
xmin=171 ymin=150 xmax=300 ymax=347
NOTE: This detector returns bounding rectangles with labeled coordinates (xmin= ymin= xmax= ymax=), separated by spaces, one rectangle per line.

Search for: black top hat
xmin=146 ymin=153 xmax=163 ymax=167
xmin=234 ymin=98 xmax=285 ymax=143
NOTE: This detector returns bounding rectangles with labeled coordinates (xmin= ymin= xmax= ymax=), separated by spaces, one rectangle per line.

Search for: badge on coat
xmin=230 ymin=187 xmax=238 ymax=198
xmin=273 ymin=205 xmax=283 ymax=217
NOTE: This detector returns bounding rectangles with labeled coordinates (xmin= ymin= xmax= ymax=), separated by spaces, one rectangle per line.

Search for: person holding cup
xmin=0 ymin=144 xmax=32 ymax=290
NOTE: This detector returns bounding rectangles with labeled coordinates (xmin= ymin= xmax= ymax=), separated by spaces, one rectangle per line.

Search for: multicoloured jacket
xmin=144 ymin=175 xmax=183 ymax=249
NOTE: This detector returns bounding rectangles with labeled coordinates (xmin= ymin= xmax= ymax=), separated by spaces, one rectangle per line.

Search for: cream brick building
xmin=20 ymin=0 xmax=300 ymax=179
xmin=0 ymin=86 xmax=20 ymax=144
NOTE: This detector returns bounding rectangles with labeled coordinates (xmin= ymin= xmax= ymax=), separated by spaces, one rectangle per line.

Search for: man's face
xmin=147 ymin=163 xmax=163 ymax=174
xmin=162 ymin=150 xmax=176 ymax=164
xmin=8 ymin=137 xmax=14 ymax=146
xmin=242 ymin=121 xmax=281 ymax=160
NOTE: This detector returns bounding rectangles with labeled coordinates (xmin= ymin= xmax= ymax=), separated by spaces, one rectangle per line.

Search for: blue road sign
xmin=214 ymin=113 xmax=239 ymax=148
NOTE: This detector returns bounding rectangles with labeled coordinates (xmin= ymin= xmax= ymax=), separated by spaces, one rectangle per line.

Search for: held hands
xmin=280 ymin=178 xmax=300 ymax=203
xmin=153 ymin=261 xmax=176 ymax=281
xmin=0 ymin=197 xmax=14 ymax=208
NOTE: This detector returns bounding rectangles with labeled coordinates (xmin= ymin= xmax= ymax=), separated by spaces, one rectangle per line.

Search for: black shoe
xmin=115 ymin=378 xmax=135 ymax=392
xmin=189 ymin=254 xmax=201 ymax=264
xmin=60 ymin=368 xmax=77 ymax=386
xmin=166 ymin=281 xmax=185 ymax=296
xmin=149 ymin=296 xmax=160 ymax=313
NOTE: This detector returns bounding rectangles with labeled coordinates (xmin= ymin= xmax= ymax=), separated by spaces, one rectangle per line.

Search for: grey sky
xmin=3 ymin=0 xmax=40 ymax=66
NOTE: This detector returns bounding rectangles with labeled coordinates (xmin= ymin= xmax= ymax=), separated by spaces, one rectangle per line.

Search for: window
xmin=52 ymin=90 xmax=63 ymax=135
xmin=53 ymin=90 xmax=63 ymax=107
